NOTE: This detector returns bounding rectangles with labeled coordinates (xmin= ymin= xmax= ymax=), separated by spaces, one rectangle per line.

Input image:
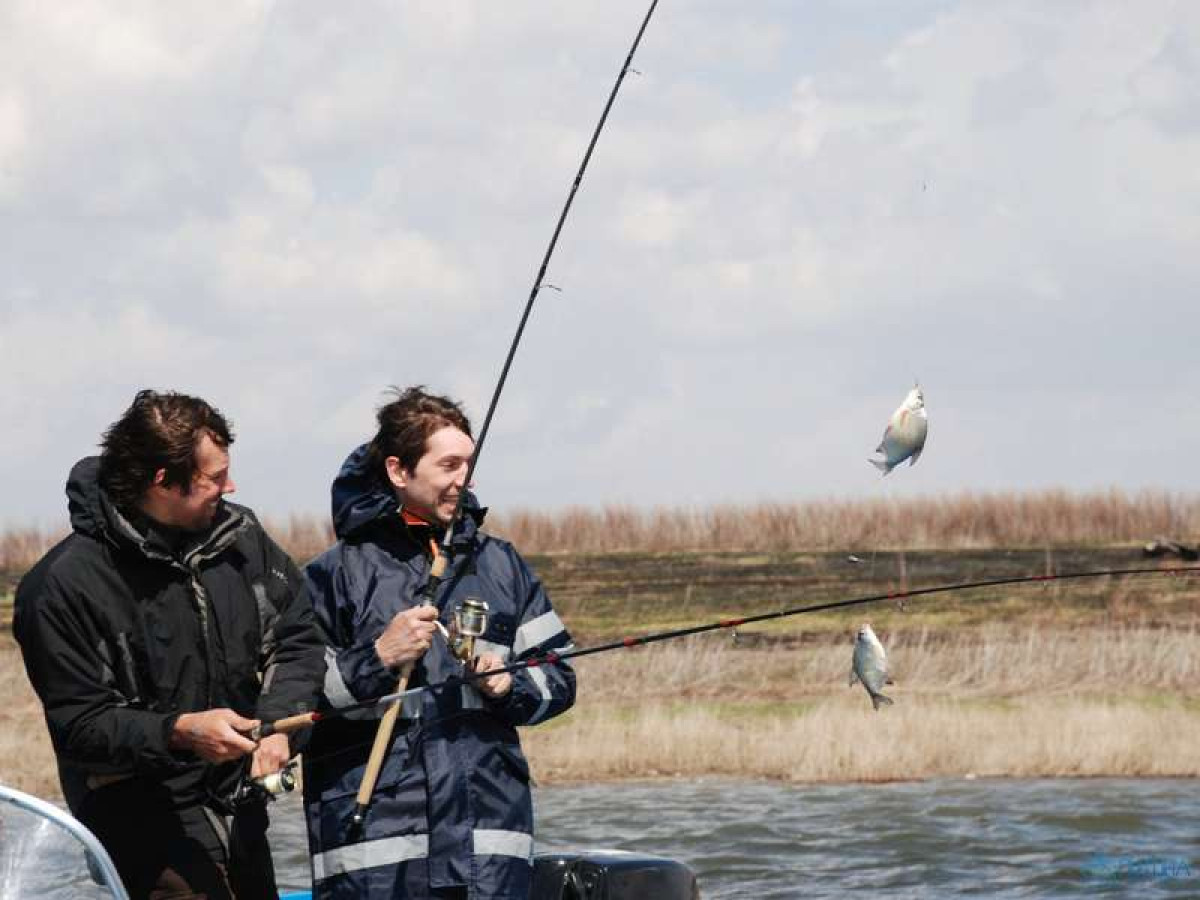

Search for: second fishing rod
xmin=257 ymin=562 xmax=1200 ymax=738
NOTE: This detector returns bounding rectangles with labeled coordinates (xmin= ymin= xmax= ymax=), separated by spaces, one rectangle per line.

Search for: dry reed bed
xmin=5 ymin=623 xmax=1199 ymax=795
xmin=2 ymin=490 xmax=1197 ymax=570
xmin=488 ymin=490 xmax=1200 ymax=554
xmin=0 ymin=638 xmax=56 ymax=796
xmin=571 ymin=624 xmax=1200 ymax=701
xmin=523 ymin=623 xmax=1200 ymax=781
xmin=525 ymin=700 xmax=1200 ymax=783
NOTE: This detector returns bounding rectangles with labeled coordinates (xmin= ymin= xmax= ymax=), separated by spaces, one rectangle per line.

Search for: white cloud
xmin=0 ymin=91 xmax=28 ymax=200
xmin=616 ymin=187 xmax=705 ymax=246
xmin=1 ymin=1 xmax=1198 ymax=524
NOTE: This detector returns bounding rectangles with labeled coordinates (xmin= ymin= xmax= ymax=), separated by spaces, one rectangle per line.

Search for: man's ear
xmin=384 ymin=456 xmax=408 ymax=491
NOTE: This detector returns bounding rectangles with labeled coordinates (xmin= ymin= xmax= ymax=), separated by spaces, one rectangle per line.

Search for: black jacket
xmin=14 ymin=457 xmax=325 ymax=814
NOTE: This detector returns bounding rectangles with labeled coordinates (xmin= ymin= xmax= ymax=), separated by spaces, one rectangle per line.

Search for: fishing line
xmin=437 ymin=0 xmax=660 ymax=554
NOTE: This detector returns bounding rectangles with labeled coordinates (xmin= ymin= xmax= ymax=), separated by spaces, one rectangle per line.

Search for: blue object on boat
xmin=279 ymin=893 xmax=312 ymax=900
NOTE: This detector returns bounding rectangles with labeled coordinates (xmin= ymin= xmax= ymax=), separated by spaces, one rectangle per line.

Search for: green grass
xmin=563 ymin=698 xmax=820 ymax=725
xmin=527 ymin=548 xmax=1200 ymax=643
xmin=4 ymin=546 xmax=1197 ymax=639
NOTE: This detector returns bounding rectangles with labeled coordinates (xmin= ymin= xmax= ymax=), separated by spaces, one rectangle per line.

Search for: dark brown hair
xmin=366 ymin=386 xmax=472 ymax=483
xmin=98 ymin=390 xmax=235 ymax=511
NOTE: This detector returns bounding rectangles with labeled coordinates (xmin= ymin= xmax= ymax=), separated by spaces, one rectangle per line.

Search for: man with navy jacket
xmin=302 ymin=386 xmax=577 ymax=899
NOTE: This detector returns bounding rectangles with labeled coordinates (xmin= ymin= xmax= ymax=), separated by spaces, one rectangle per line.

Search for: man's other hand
xmin=473 ymin=653 xmax=513 ymax=699
xmin=169 ymin=708 xmax=259 ymax=762
xmin=250 ymin=732 xmax=292 ymax=778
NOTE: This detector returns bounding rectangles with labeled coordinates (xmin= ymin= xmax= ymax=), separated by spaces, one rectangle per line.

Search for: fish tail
xmin=871 ymin=692 xmax=895 ymax=711
xmin=868 ymin=458 xmax=892 ymax=475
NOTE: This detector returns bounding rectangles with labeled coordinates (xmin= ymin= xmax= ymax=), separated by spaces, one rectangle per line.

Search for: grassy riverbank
xmin=522 ymin=626 xmax=1200 ymax=783
xmin=3 ymin=543 xmax=1198 ymax=796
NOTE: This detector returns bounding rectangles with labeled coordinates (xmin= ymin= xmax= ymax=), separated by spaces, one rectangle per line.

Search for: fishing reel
xmin=224 ymin=761 xmax=298 ymax=809
xmin=447 ymin=596 xmax=489 ymax=663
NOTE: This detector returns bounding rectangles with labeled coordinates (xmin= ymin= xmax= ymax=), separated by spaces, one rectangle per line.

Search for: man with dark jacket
xmin=14 ymin=390 xmax=325 ymax=899
xmin=303 ymin=386 xmax=576 ymax=899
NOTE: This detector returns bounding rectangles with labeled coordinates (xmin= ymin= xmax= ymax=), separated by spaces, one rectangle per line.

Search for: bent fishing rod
xmin=349 ymin=0 xmax=662 ymax=826
xmin=258 ymin=563 xmax=1200 ymax=737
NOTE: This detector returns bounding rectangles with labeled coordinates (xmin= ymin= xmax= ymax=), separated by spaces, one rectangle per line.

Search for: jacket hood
xmin=66 ymin=456 xmax=110 ymax=541
xmin=330 ymin=444 xmax=485 ymax=542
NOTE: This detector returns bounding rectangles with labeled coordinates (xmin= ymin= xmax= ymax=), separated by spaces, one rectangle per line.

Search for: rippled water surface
xmin=4 ymin=778 xmax=1197 ymax=897
xmin=267 ymin=778 xmax=1200 ymax=898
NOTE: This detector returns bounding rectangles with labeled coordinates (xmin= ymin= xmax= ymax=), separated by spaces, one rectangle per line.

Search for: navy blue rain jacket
xmin=302 ymin=445 xmax=576 ymax=900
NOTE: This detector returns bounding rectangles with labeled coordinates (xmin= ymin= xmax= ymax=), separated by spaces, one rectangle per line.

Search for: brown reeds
xmin=525 ymin=699 xmax=1200 ymax=783
xmin=2 ymin=490 xmax=1196 ymax=568
xmin=260 ymin=514 xmax=336 ymax=565
xmin=487 ymin=490 xmax=1200 ymax=554
xmin=522 ymin=622 xmax=1200 ymax=782
xmin=0 ymin=527 xmax=65 ymax=575
xmin=0 ymin=636 xmax=56 ymax=796
xmin=567 ymin=624 xmax=1200 ymax=702
xmin=5 ymin=622 xmax=1198 ymax=797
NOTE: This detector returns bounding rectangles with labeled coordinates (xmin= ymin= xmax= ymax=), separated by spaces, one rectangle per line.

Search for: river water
xmin=3 ymin=778 xmax=1196 ymax=897
xmin=270 ymin=777 xmax=1199 ymax=898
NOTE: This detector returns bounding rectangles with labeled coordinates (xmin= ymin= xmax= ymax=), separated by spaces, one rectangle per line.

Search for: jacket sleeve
xmin=486 ymin=546 xmax=576 ymax=728
xmin=252 ymin=532 xmax=326 ymax=734
xmin=305 ymin=549 xmax=403 ymax=709
xmin=14 ymin=568 xmax=183 ymax=777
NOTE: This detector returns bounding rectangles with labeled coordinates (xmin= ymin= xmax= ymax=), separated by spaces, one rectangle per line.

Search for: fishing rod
xmin=257 ymin=563 xmax=1200 ymax=737
xmin=350 ymin=0 xmax=662 ymax=825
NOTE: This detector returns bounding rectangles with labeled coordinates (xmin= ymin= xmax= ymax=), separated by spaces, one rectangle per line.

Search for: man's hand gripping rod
xmin=349 ymin=557 xmax=445 ymax=828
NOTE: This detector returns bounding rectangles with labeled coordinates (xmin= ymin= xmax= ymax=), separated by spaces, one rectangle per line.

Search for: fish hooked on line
xmin=850 ymin=623 xmax=894 ymax=710
xmin=870 ymin=384 xmax=928 ymax=475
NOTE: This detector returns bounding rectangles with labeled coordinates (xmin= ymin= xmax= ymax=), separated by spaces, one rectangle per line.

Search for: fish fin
xmin=871 ymin=692 xmax=895 ymax=711
xmin=908 ymin=445 xmax=923 ymax=467
xmin=849 ymin=668 xmax=860 ymax=687
xmin=868 ymin=458 xmax=892 ymax=474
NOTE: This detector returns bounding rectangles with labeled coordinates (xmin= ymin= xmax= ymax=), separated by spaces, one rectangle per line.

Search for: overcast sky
xmin=2 ymin=1 xmax=1197 ymax=526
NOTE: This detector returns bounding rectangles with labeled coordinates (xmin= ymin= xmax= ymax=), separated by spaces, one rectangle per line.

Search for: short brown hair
xmin=366 ymin=386 xmax=472 ymax=483
xmin=99 ymin=390 xmax=234 ymax=511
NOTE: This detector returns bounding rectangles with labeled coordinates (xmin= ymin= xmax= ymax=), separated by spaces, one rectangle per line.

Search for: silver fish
xmin=849 ymin=624 xmax=894 ymax=710
xmin=869 ymin=384 xmax=928 ymax=475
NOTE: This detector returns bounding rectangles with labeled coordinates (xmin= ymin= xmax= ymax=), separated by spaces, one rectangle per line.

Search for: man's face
xmin=147 ymin=432 xmax=236 ymax=532
xmin=388 ymin=425 xmax=474 ymax=525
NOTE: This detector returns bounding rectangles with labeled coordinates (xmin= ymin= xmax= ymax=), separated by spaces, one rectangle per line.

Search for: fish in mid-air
xmin=869 ymin=384 xmax=928 ymax=475
xmin=849 ymin=624 xmax=894 ymax=710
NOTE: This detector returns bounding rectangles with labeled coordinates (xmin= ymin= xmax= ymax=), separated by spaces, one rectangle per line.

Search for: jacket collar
xmin=66 ymin=456 xmax=249 ymax=568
